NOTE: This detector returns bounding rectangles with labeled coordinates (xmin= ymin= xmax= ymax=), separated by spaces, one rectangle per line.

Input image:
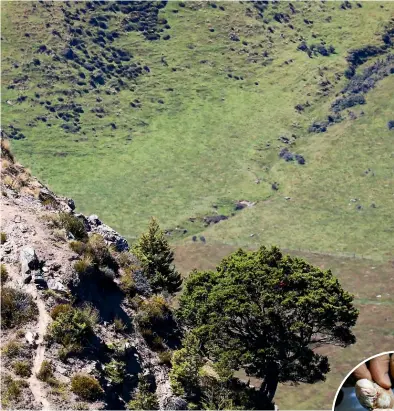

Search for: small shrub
xmin=37 ymin=360 xmax=54 ymax=382
xmin=2 ymin=375 xmax=28 ymax=402
xmin=83 ymin=235 xmax=118 ymax=274
xmin=86 ymin=234 xmax=113 ymax=266
xmin=2 ymin=340 xmax=22 ymax=358
xmin=117 ymin=252 xmax=139 ymax=268
xmin=127 ymin=374 xmax=159 ymax=410
xmin=158 ymin=350 xmax=172 ymax=366
xmin=74 ymin=255 xmax=93 ymax=275
xmin=47 ymin=304 xmax=98 ymax=352
xmin=136 ymin=295 xmax=170 ymax=328
xmin=0 ymin=232 xmax=7 ymax=244
xmin=114 ymin=317 xmax=127 ymax=333
xmin=71 ymin=374 xmax=103 ymax=401
xmin=104 ymin=359 xmax=126 ymax=385
xmin=58 ymin=344 xmax=82 ymax=362
xmin=1 ymin=287 xmax=38 ymax=329
xmin=69 ymin=240 xmax=87 ymax=255
xmin=59 ymin=213 xmax=87 ymax=241
xmin=50 ymin=303 xmax=73 ymax=320
xmin=1 ymin=264 xmax=9 ymax=283
xmin=120 ymin=268 xmax=136 ymax=297
xmin=13 ymin=360 xmax=31 ymax=377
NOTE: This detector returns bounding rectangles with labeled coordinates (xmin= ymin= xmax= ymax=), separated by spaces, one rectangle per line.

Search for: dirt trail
xmin=27 ymin=288 xmax=51 ymax=411
xmin=1 ymin=198 xmax=56 ymax=410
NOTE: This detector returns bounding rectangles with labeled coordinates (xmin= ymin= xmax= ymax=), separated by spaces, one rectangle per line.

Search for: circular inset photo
xmin=333 ymin=352 xmax=394 ymax=411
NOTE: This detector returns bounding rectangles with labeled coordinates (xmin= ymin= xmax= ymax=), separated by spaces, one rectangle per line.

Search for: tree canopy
xmin=133 ymin=217 xmax=182 ymax=295
xmin=176 ymin=246 xmax=358 ymax=402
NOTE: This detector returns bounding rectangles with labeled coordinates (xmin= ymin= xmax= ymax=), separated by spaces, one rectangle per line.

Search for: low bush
xmin=69 ymin=240 xmax=87 ymax=255
xmin=1 ymin=264 xmax=9 ymax=283
xmin=104 ymin=359 xmax=126 ymax=386
xmin=37 ymin=360 xmax=54 ymax=382
xmin=119 ymin=268 xmax=136 ymax=297
xmin=158 ymin=350 xmax=172 ymax=367
xmin=13 ymin=360 xmax=31 ymax=378
xmin=59 ymin=213 xmax=88 ymax=241
xmin=74 ymin=255 xmax=93 ymax=276
xmin=1 ymin=287 xmax=38 ymax=329
xmin=136 ymin=295 xmax=170 ymax=329
xmin=127 ymin=375 xmax=159 ymax=410
xmin=47 ymin=304 xmax=98 ymax=354
xmin=0 ymin=232 xmax=7 ymax=244
xmin=50 ymin=303 xmax=73 ymax=320
xmin=2 ymin=375 xmax=28 ymax=403
xmin=2 ymin=340 xmax=23 ymax=358
xmin=71 ymin=374 xmax=103 ymax=401
xmin=114 ymin=317 xmax=127 ymax=333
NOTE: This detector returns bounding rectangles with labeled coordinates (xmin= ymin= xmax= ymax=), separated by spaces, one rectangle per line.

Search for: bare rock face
xmin=20 ymin=246 xmax=39 ymax=283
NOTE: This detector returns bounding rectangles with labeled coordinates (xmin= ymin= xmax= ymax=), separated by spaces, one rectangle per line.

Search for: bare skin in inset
xmin=354 ymin=354 xmax=394 ymax=411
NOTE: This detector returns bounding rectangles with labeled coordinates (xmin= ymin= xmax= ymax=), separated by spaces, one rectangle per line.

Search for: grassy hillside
xmin=2 ymin=0 xmax=394 ymax=259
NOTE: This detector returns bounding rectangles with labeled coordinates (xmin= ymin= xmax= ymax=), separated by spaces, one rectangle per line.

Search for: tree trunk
xmin=259 ymin=369 xmax=279 ymax=404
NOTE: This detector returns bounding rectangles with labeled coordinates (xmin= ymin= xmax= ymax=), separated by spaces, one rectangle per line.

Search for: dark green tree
xmin=133 ymin=217 xmax=182 ymax=294
xmin=177 ymin=246 xmax=358 ymax=403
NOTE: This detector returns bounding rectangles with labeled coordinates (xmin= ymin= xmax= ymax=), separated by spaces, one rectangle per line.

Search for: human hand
xmin=353 ymin=354 xmax=394 ymax=390
xmin=353 ymin=354 xmax=394 ymax=410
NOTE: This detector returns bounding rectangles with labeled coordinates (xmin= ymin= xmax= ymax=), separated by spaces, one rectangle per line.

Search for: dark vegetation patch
xmin=297 ymin=41 xmax=335 ymax=58
xmin=309 ymin=23 xmax=394 ymax=133
xmin=279 ymin=148 xmax=305 ymax=165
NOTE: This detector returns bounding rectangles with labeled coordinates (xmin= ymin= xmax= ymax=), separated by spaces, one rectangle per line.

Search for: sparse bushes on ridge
xmin=1 ymin=287 xmax=38 ymax=329
xmin=71 ymin=374 xmax=103 ymax=401
xmin=12 ymin=360 xmax=32 ymax=378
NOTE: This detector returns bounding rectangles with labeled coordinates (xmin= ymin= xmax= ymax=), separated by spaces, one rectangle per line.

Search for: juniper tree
xmin=177 ymin=246 xmax=358 ymax=403
xmin=133 ymin=217 xmax=182 ymax=295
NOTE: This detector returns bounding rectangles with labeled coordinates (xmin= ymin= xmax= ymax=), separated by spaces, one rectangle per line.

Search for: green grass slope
xmin=2 ymin=1 xmax=393 ymax=259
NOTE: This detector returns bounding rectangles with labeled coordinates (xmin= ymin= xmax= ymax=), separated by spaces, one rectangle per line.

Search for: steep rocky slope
xmin=0 ymin=139 xmax=184 ymax=410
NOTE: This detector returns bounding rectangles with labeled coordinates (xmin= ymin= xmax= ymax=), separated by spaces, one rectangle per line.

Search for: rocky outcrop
xmin=20 ymin=246 xmax=40 ymax=283
xmin=83 ymin=214 xmax=129 ymax=252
